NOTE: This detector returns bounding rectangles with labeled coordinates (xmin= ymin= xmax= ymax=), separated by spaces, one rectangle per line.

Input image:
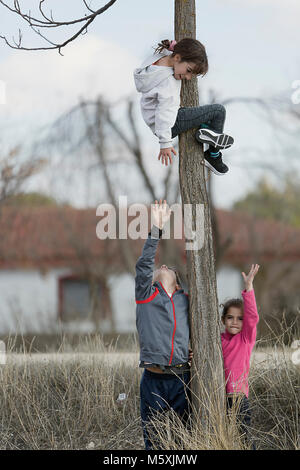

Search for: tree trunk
xmin=174 ymin=0 xmax=225 ymax=425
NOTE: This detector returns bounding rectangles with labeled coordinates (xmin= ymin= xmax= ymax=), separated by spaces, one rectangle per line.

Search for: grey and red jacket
xmin=135 ymin=225 xmax=190 ymax=367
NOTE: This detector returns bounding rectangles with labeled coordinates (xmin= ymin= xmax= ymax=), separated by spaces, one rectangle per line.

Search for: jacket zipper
xmin=168 ymin=294 xmax=177 ymax=365
xmin=159 ymin=282 xmax=177 ymax=365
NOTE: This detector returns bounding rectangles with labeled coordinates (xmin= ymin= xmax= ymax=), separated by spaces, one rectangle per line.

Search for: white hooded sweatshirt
xmin=133 ymin=50 xmax=181 ymax=149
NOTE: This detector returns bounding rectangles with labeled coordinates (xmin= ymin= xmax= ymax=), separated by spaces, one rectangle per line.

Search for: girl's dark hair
xmin=154 ymin=38 xmax=208 ymax=76
xmin=220 ymin=298 xmax=244 ymax=319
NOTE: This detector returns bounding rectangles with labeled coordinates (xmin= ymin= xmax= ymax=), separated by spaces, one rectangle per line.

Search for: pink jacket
xmin=221 ymin=289 xmax=259 ymax=397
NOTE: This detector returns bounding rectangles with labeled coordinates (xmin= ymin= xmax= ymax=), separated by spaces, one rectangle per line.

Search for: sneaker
xmin=196 ymin=128 xmax=234 ymax=150
xmin=203 ymin=150 xmax=229 ymax=175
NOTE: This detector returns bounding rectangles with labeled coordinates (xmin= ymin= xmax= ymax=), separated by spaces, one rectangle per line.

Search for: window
xmin=58 ymin=276 xmax=101 ymax=321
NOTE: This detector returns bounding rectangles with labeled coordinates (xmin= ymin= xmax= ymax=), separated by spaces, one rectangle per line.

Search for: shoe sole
xmin=204 ymin=159 xmax=228 ymax=176
xmin=196 ymin=129 xmax=234 ymax=150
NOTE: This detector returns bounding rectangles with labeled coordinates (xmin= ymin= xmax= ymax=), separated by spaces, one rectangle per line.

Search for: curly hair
xmin=220 ymin=298 xmax=244 ymax=319
xmin=154 ymin=38 xmax=208 ymax=77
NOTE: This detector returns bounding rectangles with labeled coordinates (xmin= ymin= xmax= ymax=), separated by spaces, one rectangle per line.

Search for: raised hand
xmin=242 ymin=264 xmax=260 ymax=292
xmin=151 ymin=199 xmax=171 ymax=229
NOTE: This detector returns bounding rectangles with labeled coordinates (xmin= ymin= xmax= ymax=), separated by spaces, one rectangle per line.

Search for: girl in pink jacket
xmin=221 ymin=264 xmax=260 ymax=449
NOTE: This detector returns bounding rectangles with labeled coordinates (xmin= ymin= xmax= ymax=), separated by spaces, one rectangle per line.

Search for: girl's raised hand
xmin=158 ymin=147 xmax=177 ymax=166
xmin=242 ymin=264 xmax=260 ymax=292
xmin=151 ymin=199 xmax=171 ymax=229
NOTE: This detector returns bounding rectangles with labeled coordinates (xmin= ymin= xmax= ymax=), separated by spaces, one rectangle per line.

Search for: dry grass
xmin=144 ymin=346 xmax=299 ymax=451
xmin=0 ymin=334 xmax=299 ymax=450
xmin=0 ymin=356 xmax=143 ymax=449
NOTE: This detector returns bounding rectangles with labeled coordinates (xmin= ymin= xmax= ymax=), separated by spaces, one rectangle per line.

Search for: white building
xmin=2 ymin=205 xmax=297 ymax=336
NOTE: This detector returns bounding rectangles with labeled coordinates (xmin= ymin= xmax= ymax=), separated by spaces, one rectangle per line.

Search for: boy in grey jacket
xmin=135 ymin=200 xmax=191 ymax=450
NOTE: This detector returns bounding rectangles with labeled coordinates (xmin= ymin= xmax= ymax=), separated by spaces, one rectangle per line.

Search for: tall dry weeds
xmin=0 ymin=332 xmax=298 ymax=450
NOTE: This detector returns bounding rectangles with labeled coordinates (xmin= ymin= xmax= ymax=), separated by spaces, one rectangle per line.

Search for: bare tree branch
xmin=0 ymin=0 xmax=118 ymax=53
xmin=162 ymin=164 xmax=173 ymax=201
xmin=82 ymin=0 xmax=97 ymax=14
xmin=79 ymin=98 xmax=137 ymax=274
xmin=0 ymin=146 xmax=47 ymax=219
xmin=105 ymin=99 xmax=157 ymax=201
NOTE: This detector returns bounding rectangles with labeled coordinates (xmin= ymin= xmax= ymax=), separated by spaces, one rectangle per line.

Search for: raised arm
xmin=241 ymin=264 xmax=260 ymax=343
xmin=135 ymin=225 xmax=162 ymax=301
xmin=155 ymin=80 xmax=177 ymax=150
xmin=155 ymin=79 xmax=178 ymax=166
xmin=135 ymin=200 xmax=171 ymax=301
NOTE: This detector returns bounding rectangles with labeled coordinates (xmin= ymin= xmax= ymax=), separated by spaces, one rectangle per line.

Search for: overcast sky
xmin=0 ymin=0 xmax=299 ymax=208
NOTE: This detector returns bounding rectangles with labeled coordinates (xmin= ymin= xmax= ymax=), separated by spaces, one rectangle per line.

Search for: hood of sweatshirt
xmin=134 ymin=50 xmax=175 ymax=93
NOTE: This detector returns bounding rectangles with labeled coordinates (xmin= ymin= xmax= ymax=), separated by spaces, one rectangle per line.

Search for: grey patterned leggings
xmin=171 ymin=104 xmax=226 ymax=138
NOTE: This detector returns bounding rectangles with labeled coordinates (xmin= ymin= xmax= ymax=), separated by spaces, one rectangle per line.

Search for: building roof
xmin=216 ymin=209 xmax=300 ymax=264
xmin=0 ymin=205 xmax=299 ymax=270
xmin=0 ymin=206 xmax=121 ymax=271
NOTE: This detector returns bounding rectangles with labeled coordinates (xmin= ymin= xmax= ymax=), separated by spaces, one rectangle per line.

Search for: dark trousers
xmin=171 ymin=104 xmax=226 ymax=139
xmin=140 ymin=369 xmax=191 ymax=450
xmin=226 ymin=395 xmax=256 ymax=450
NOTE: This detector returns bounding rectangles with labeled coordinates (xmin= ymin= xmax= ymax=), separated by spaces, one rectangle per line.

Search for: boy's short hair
xmin=153 ymin=266 xmax=182 ymax=287
xmin=168 ymin=267 xmax=182 ymax=287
